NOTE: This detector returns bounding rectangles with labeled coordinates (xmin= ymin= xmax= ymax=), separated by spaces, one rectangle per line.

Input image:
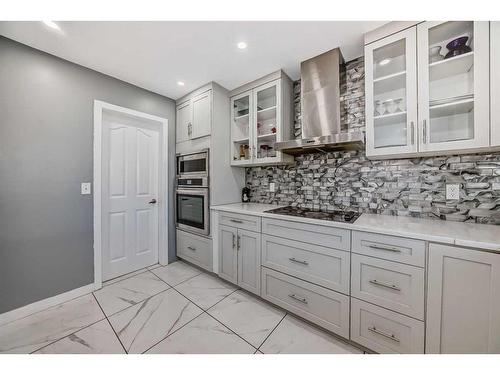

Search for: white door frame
xmin=93 ymin=100 xmax=169 ymax=289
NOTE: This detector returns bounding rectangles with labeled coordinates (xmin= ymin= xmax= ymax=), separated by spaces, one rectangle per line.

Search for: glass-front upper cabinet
xmin=230 ymin=72 xmax=293 ymax=167
xmin=365 ymin=28 xmax=418 ymax=157
xmin=231 ymin=90 xmax=252 ymax=165
xmin=253 ymin=80 xmax=280 ymax=162
xmin=417 ymin=21 xmax=490 ymax=152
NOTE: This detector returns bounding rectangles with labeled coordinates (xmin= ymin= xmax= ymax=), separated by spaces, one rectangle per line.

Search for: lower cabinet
xmin=218 ymin=224 xmax=261 ymax=295
xmin=426 ymin=243 xmax=500 ymax=353
xmin=261 ymin=267 xmax=350 ymax=339
xmin=351 ymin=298 xmax=424 ymax=354
xmin=176 ymin=229 xmax=213 ymax=272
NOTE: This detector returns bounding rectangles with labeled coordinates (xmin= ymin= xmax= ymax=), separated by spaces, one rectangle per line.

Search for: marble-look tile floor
xmin=0 ymin=261 xmax=365 ymax=354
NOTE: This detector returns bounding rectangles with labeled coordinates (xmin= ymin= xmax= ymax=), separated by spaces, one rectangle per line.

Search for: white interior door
xmin=102 ymin=110 xmax=160 ymax=281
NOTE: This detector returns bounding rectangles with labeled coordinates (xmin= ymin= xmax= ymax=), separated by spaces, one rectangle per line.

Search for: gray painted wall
xmin=0 ymin=36 xmax=176 ymax=314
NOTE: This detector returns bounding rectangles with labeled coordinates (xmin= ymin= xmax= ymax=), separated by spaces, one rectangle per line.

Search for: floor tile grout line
xmin=28 ymin=293 xmax=109 ymax=354
xmin=91 ymin=293 xmax=128 ymax=354
xmin=98 ymin=283 xmax=173 ymax=319
xmin=102 ymin=268 xmax=150 ymax=287
xmin=28 ymin=315 xmax=109 ymax=354
xmin=204 ymin=310 xmax=260 ymax=351
xmin=140 ymin=310 xmax=206 ymax=354
xmin=256 ymin=312 xmax=288 ymax=353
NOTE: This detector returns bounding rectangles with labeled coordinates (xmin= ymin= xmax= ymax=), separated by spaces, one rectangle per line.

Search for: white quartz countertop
xmin=211 ymin=203 xmax=500 ymax=253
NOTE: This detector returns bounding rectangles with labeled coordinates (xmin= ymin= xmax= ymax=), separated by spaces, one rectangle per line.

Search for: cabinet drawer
xmin=352 ymin=231 xmax=425 ymax=267
xmin=262 ymin=218 xmax=350 ymax=251
xmin=261 ymin=267 xmax=349 ymax=338
xmin=261 ymin=234 xmax=350 ymax=294
xmin=351 ymin=254 xmax=424 ymax=319
xmin=218 ymin=211 xmax=261 ymax=232
xmin=176 ymin=230 xmax=213 ymax=272
xmin=351 ymin=298 xmax=424 ymax=354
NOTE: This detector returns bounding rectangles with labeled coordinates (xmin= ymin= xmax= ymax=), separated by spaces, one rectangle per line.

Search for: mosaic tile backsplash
xmin=246 ymin=57 xmax=500 ymax=224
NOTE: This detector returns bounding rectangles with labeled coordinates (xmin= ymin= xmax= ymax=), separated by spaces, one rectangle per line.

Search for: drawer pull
xmin=187 ymin=246 xmax=196 ymax=251
xmin=230 ymin=219 xmax=244 ymax=224
xmin=288 ymin=293 xmax=308 ymax=304
xmin=368 ymin=244 xmax=402 ymax=253
xmin=288 ymin=257 xmax=309 ymax=266
xmin=369 ymin=279 xmax=401 ymax=291
xmin=368 ymin=326 xmax=400 ymax=343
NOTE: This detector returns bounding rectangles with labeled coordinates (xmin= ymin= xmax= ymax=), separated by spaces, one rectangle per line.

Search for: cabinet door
xmin=365 ymin=27 xmax=418 ymax=158
xmin=218 ymin=225 xmax=238 ymax=284
xmin=230 ymin=90 xmax=253 ymax=166
xmin=417 ymin=21 xmax=490 ymax=153
xmin=252 ymin=80 xmax=281 ymax=163
xmin=176 ymin=100 xmax=191 ymax=143
xmin=192 ymin=90 xmax=211 ymax=139
xmin=491 ymin=22 xmax=500 ymax=147
xmin=426 ymin=244 xmax=500 ymax=353
xmin=237 ymin=229 xmax=261 ymax=295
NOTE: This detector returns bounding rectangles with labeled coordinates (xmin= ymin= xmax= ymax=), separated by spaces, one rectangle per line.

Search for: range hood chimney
xmin=275 ymin=48 xmax=364 ymax=155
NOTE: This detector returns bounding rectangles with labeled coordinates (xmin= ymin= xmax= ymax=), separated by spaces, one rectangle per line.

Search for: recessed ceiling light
xmin=237 ymin=42 xmax=247 ymax=50
xmin=42 ymin=20 xmax=60 ymax=31
xmin=177 ymin=81 xmax=185 ymax=86
xmin=379 ymin=58 xmax=392 ymax=66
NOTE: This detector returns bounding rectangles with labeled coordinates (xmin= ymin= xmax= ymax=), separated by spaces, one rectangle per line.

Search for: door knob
xmin=148 ymin=199 xmax=157 ymax=204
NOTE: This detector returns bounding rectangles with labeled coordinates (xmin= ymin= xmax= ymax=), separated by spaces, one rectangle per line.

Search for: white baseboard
xmin=0 ymin=283 xmax=97 ymax=327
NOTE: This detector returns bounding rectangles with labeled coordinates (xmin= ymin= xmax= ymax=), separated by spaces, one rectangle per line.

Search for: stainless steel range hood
xmin=275 ymin=48 xmax=364 ymax=155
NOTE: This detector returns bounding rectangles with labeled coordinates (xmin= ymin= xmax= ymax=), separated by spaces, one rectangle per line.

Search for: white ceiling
xmin=0 ymin=21 xmax=386 ymax=99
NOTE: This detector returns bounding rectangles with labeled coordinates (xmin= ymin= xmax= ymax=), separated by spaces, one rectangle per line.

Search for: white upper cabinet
xmin=191 ymin=90 xmax=211 ymax=139
xmin=491 ymin=21 xmax=500 ymax=147
xmin=417 ymin=21 xmax=489 ymax=152
xmin=230 ymin=71 xmax=294 ymax=167
xmin=365 ymin=28 xmax=418 ymax=157
xmin=176 ymin=100 xmax=191 ymax=143
xmin=365 ymin=21 xmax=492 ymax=159
xmin=176 ymin=89 xmax=212 ymax=143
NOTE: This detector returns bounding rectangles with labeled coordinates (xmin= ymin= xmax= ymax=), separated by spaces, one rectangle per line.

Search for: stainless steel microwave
xmin=177 ymin=150 xmax=209 ymax=178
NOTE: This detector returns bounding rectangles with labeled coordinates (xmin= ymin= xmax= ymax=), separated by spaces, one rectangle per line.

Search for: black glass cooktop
xmin=264 ymin=206 xmax=360 ymax=223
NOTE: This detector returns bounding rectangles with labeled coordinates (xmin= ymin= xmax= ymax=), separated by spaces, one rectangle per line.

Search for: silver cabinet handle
xmin=369 ymin=279 xmax=401 ymax=291
xmin=368 ymin=244 xmax=402 ymax=253
xmin=230 ymin=219 xmax=243 ymax=224
xmin=368 ymin=326 xmax=400 ymax=343
xmin=232 ymin=233 xmax=236 ymax=249
xmin=410 ymin=121 xmax=415 ymax=145
xmin=237 ymin=235 xmax=241 ymax=251
xmin=187 ymin=246 xmax=196 ymax=251
xmin=288 ymin=294 xmax=308 ymax=304
xmin=288 ymin=257 xmax=309 ymax=266
xmin=422 ymin=119 xmax=427 ymax=144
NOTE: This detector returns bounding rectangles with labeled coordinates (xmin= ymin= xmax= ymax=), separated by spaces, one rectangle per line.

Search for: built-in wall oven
xmin=175 ymin=150 xmax=210 ymax=236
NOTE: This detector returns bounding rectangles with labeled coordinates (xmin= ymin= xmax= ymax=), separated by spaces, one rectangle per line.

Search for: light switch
xmin=81 ymin=182 xmax=92 ymax=195
xmin=269 ymin=182 xmax=276 ymax=192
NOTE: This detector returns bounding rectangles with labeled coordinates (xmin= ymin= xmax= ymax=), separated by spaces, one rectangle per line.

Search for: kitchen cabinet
xmin=176 ymin=100 xmax=191 ymax=143
xmin=491 ymin=21 xmax=500 ymax=147
xmin=426 ymin=243 xmax=500 ymax=353
xmin=365 ymin=27 xmax=418 ymax=157
xmin=365 ymin=21 xmax=491 ymax=159
xmin=176 ymin=89 xmax=211 ymax=143
xmin=230 ymin=71 xmax=294 ymax=167
xmin=218 ymin=224 xmax=261 ymax=294
xmin=176 ymin=229 xmax=213 ymax=272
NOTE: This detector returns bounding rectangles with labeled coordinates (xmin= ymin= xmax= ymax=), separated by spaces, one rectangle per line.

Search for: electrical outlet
xmin=81 ymin=182 xmax=91 ymax=195
xmin=446 ymin=184 xmax=460 ymax=200
xmin=269 ymin=182 xmax=276 ymax=192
